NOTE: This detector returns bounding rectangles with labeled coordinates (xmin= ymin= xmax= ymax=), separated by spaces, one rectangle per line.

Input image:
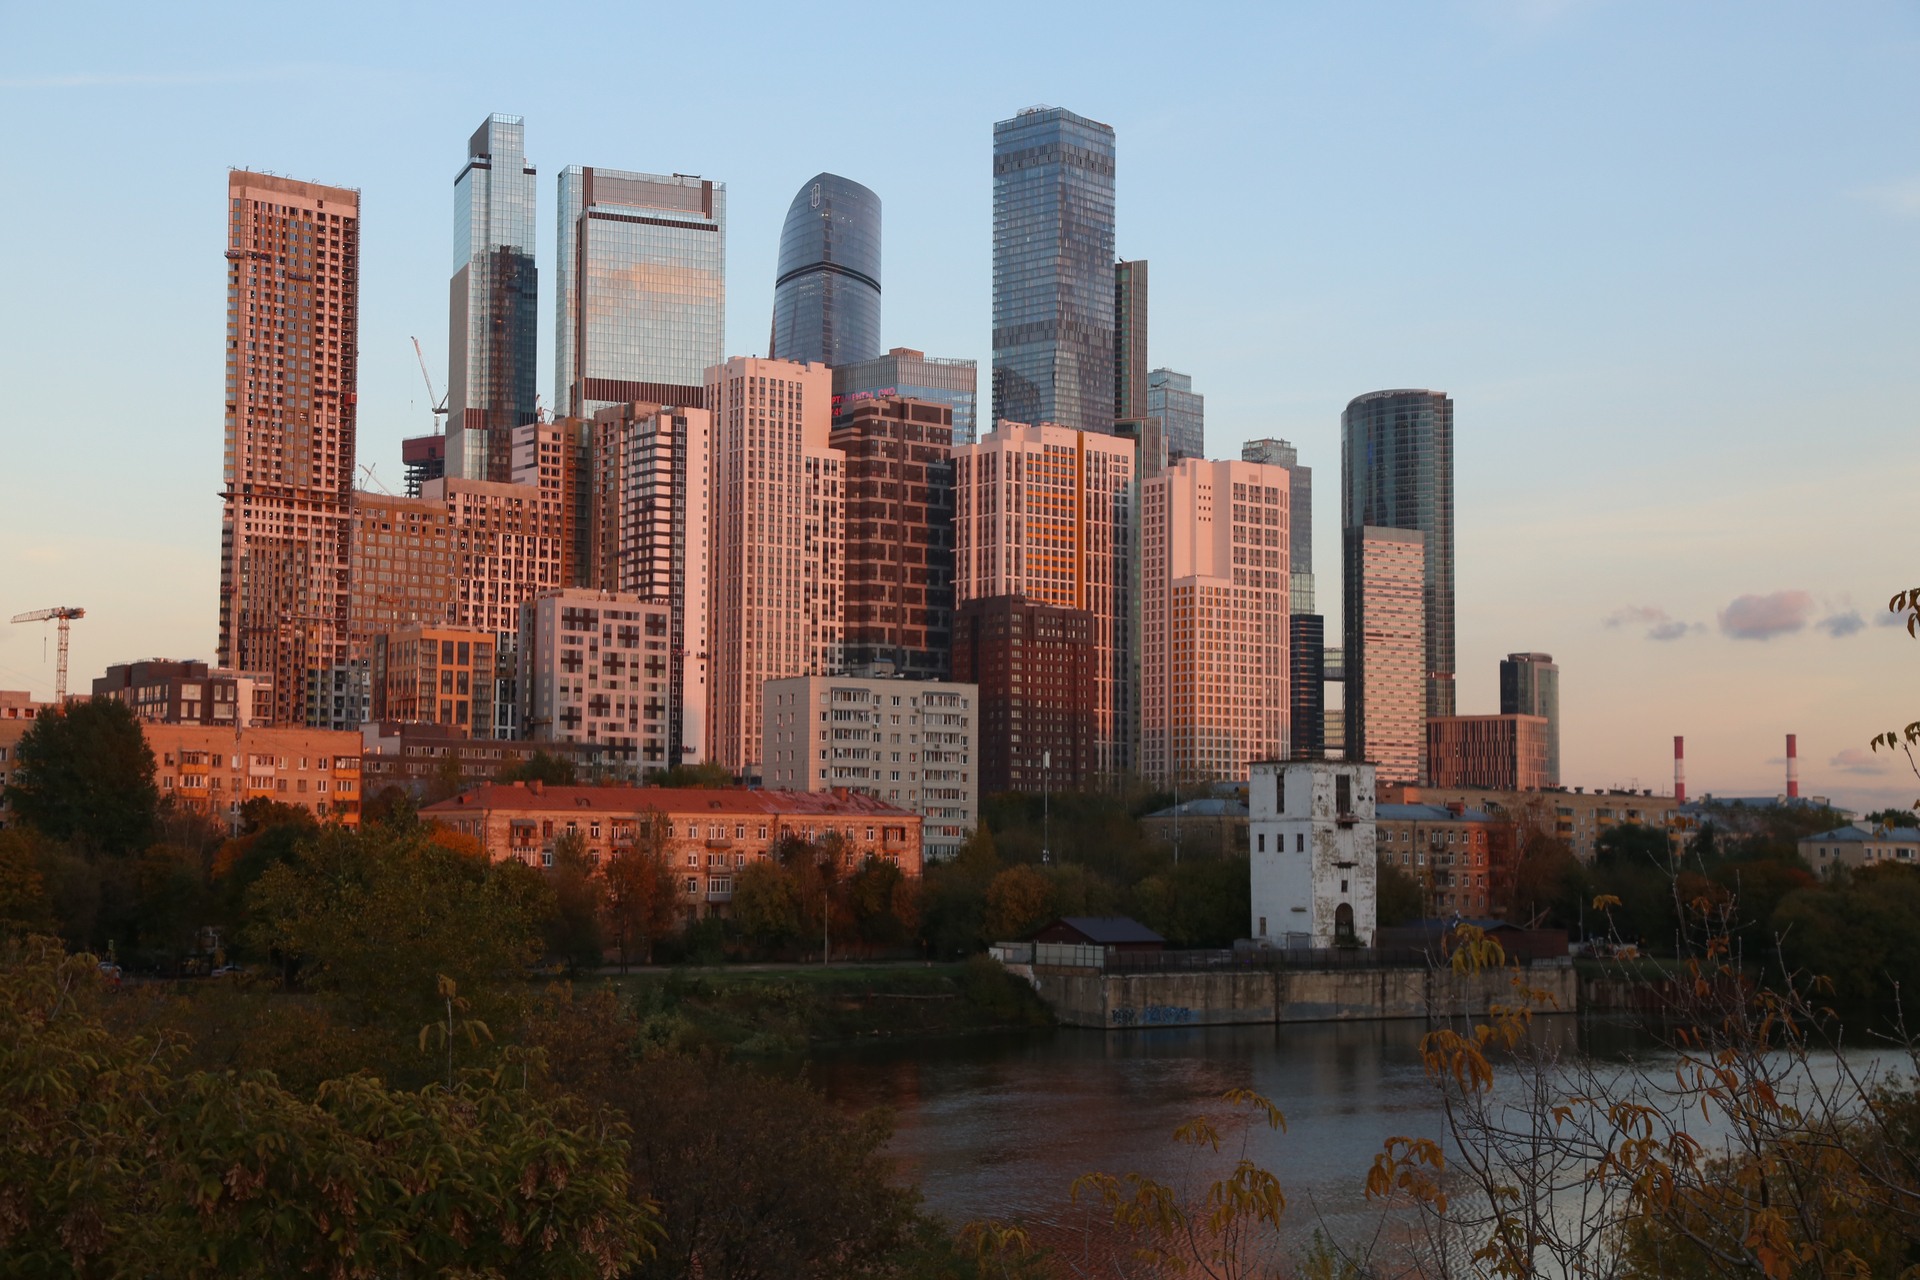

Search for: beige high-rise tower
xmin=220 ymin=171 xmax=360 ymax=728
xmin=703 ymin=357 xmax=842 ymax=777
xmin=1140 ymin=458 xmax=1292 ymax=784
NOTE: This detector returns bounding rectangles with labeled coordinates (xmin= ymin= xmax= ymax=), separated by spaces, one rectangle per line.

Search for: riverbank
xmin=593 ymin=955 xmax=1055 ymax=1055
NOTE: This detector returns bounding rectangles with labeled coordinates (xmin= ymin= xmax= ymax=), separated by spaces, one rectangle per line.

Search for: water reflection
xmin=811 ymin=1016 xmax=1625 ymax=1230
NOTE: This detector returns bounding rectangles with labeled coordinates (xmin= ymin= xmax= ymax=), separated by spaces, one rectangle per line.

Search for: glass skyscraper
xmin=1114 ymin=259 xmax=1149 ymax=419
xmin=992 ymin=105 xmax=1115 ymax=434
xmin=1244 ymin=438 xmax=1321 ymax=754
xmin=448 ymin=114 xmax=538 ymax=482
xmin=769 ymin=173 xmax=880 ymax=368
xmin=832 ymin=347 xmax=978 ymax=444
xmin=1149 ymin=368 xmax=1204 ymax=463
xmin=1500 ymin=652 xmax=1560 ymax=785
xmin=1340 ymin=389 xmax=1455 ymax=720
xmin=555 ymin=166 xmax=725 ymax=417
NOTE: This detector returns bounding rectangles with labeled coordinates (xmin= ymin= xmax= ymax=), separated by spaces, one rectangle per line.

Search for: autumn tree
xmin=543 ymin=827 xmax=605 ymax=974
xmin=603 ymin=811 xmax=682 ymax=969
xmin=984 ymin=865 xmax=1054 ymax=941
xmin=650 ymin=760 xmax=734 ymax=789
xmin=496 ymin=750 xmax=578 ymax=786
xmin=732 ymin=857 xmax=802 ymax=953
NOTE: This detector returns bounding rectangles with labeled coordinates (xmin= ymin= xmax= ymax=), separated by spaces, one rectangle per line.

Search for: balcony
xmin=705 ymin=889 xmax=733 ymax=903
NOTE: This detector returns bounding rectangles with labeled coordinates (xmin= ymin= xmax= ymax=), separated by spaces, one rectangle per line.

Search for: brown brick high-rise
xmin=220 ymin=172 xmax=360 ymax=727
xmin=954 ymin=595 xmax=1095 ymax=795
xmin=831 ymin=396 xmax=955 ymax=681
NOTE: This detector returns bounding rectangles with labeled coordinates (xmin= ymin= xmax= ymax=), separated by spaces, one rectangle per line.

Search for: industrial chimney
xmin=1786 ymin=734 xmax=1798 ymax=799
xmin=1674 ymin=736 xmax=1686 ymax=804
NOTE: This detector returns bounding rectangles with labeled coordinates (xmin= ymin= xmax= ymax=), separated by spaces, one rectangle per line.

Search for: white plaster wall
xmin=1249 ymin=760 xmax=1379 ymax=946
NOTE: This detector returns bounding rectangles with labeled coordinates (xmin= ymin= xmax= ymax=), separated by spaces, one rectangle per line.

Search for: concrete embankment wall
xmin=1008 ymin=963 xmax=1578 ymax=1029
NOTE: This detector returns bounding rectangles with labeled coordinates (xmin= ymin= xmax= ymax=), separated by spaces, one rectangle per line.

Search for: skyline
xmin=2 ymin=1 xmax=1916 ymax=809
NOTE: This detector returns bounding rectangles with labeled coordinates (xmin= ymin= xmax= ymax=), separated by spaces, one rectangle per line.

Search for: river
xmin=809 ymin=1015 xmax=1661 ymax=1256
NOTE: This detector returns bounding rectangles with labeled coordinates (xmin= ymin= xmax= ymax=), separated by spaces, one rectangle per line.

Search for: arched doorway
xmin=1334 ymin=901 xmax=1356 ymax=945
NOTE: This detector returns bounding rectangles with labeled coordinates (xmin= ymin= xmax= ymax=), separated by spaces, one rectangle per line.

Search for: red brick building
xmin=422 ymin=782 xmax=922 ymax=919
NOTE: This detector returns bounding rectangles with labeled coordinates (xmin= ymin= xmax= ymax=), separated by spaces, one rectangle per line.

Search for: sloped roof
xmin=424 ymin=783 xmax=915 ymax=818
xmin=1046 ymin=916 xmax=1167 ymax=945
xmin=1143 ymin=797 xmax=1248 ymax=819
xmin=1803 ymin=824 xmax=1920 ymax=844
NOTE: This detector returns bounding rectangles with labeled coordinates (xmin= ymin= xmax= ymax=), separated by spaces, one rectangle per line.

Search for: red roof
xmin=423 ymin=783 xmax=918 ymax=819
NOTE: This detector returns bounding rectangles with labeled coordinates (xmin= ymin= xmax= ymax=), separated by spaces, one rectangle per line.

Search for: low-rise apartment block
xmin=1376 ymin=802 xmax=1499 ymax=917
xmin=92 ymin=660 xmax=271 ymax=727
xmin=1799 ymin=822 xmax=1920 ymax=871
xmin=763 ymin=674 xmax=977 ymax=860
xmin=422 ymin=782 xmax=923 ymax=921
xmin=0 ymin=691 xmax=57 ymax=831
xmin=148 ymin=723 xmax=363 ymax=828
xmin=1381 ymin=783 xmax=1684 ymax=861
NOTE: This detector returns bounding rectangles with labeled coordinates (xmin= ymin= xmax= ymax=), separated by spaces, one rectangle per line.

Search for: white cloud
xmin=1605 ymin=604 xmax=1694 ymax=640
xmin=1818 ymin=610 xmax=1865 ymax=638
xmin=1719 ymin=590 xmax=1813 ymax=641
xmin=1831 ymin=747 xmax=1887 ymax=776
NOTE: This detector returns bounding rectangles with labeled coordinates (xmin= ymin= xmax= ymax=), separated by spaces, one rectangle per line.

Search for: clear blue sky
xmin=3 ymin=0 xmax=1916 ymax=810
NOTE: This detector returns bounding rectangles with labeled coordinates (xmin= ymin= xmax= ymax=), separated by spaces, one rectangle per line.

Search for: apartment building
xmin=148 ymin=723 xmax=363 ymax=828
xmin=516 ymin=588 xmax=681 ymax=770
xmin=763 ymin=673 xmax=977 ymax=860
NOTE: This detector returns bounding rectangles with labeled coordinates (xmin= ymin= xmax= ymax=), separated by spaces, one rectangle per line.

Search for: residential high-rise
xmin=510 ymin=419 xmax=592 ymax=585
xmin=555 ymin=167 xmax=725 ymax=418
xmin=1344 ymin=526 xmax=1425 ymax=783
xmin=953 ymin=420 xmax=1136 ymax=778
xmin=1139 ymin=459 xmax=1291 ymax=784
xmin=703 ymin=358 xmax=843 ymax=779
xmin=763 ymin=674 xmax=978 ymax=860
xmin=1500 ymin=652 xmax=1561 ymax=785
xmin=832 ymin=397 xmax=956 ymax=682
xmin=369 ymin=626 xmax=497 ymax=735
xmin=1341 ymin=389 xmax=1454 ymax=718
xmin=1148 ymin=368 xmax=1204 ymax=463
xmin=992 ymin=105 xmax=1116 ymax=434
xmin=1243 ymin=438 xmax=1321 ymax=753
xmin=954 ymin=595 xmax=1096 ymax=795
xmin=1114 ymin=259 xmax=1149 ymax=420
xmin=220 ymin=171 xmax=360 ymax=729
xmin=447 ymin=114 xmax=538 ymax=483
xmin=516 ymin=588 xmax=673 ymax=768
xmin=587 ymin=400 xmax=714 ymax=767
xmin=833 ymin=347 xmax=979 ymax=445
xmin=769 ymin=173 xmax=881 ymax=368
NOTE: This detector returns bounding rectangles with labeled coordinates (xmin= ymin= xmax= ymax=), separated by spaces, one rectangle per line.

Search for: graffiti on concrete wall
xmin=1110 ymin=1005 xmax=1195 ymax=1026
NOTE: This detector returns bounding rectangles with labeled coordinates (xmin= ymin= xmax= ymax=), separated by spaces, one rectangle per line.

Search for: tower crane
xmin=412 ymin=337 xmax=448 ymax=432
xmin=10 ymin=607 xmax=85 ymax=701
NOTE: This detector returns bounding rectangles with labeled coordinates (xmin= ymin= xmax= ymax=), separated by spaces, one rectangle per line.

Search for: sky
xmin=1 ymin=0 xmax=1915 ymax=812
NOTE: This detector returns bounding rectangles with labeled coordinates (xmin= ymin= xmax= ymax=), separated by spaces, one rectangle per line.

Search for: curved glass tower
xmin=769 ymin=173 xmax=880 ymax=367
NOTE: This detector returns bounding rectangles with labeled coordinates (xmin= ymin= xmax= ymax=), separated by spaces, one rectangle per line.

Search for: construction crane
xmin=412 ymin=337 xmax=447 ymax=432
xmin=10 ymin=607 xmax=85 ymax=701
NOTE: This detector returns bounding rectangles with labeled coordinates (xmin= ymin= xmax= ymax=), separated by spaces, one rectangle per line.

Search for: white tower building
xmin=1248 ymin=759 xmax=1377 ymax=948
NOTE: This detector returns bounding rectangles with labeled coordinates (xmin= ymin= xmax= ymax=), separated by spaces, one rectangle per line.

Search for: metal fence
xmin=992 ymin=942 xmax=1455 ymax=973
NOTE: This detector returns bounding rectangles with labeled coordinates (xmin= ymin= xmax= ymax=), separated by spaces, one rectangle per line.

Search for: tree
xmin=424 ymin=750 xmax=467 ymax=803
xmin=544 ymin=827 xmax=606 ymax=974
xmin=732 ymin=858 xmax=802 ymax=953
xmin=0 ymin=831 xmax=53 ymax=936
xmin=983 ymin=865 xmax=1054 ymax=942
xmin=782 ymin=831 xmax=853 ymax=961
xmin=650 ymin=761 xmax=734 ymax=789
xmin=603 ymin=811 xmax=683 ymax=969
xmin=0 ymin=936 xmax=658 ymax=1279
xmin=497 ymin=750 xmax=578 ymax=786
xmin=847 ymin=858 xmax=919 ymax=949
xmin=918 ymin=826 xmax=1001 ymax=957
xmin=1377 ymin=854 xmax=1424 ymax=927
xmin=244 ymin=823 xmax=551 ymax=1032
xmin=3 ymin=697 xmax=157 ymax=855
xmin=1594 ymin=821 xmax=1675 ymax=869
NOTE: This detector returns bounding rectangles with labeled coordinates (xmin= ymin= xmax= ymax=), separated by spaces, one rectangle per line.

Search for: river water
xmin=809 ymin=1015 xmax=1661 ymax=1253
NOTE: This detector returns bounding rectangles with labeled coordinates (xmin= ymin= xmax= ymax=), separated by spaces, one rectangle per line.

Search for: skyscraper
xmin=833 ymin=347 xmax=979 ymax=445
xmin=992 ymin=106 xmax=1116 ymax=434
xmin=1242 ymin=438 xmax=1321 ymax=755
xmin=769 ymin=173 xmax=881 ymax=368
xmin=220 ymin=171 xmax=360 ymax=728
xmin=1148 ymin=368 xmax=1204 ymax=463
xmin=1139 ymin=459 xmax=1292 ymax=784
xmin=1114 ymin=259 xmax=1149 ymax=420
xmin=1500 ymin=652 xmax=1560 ymax=785
xmin=587 ymin=400 xmax=714 ymax=768
xmin=447 ymin=115 xmax=538 ymax=483
xmin=952 ymin=421 xmax=1136 ymax=779
xmin=1341 ymin=389 xmax=1455 ymax=719
xmin=1344 ymin=526 xmax=1425 ymax=783
xmin=555 ymin=167 xmax=726 ymax=418
xmin=703 ymin=358 xmax=843 ymax=779
xmin=832 ymin=397 xmax=956 ymax=682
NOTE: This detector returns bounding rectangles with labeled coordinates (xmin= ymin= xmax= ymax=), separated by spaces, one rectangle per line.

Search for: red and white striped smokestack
xmin=1674 ymin=736 xmax=1686 ymax=803
xmin=1786 ymin=734 xmax=1798 ymax=799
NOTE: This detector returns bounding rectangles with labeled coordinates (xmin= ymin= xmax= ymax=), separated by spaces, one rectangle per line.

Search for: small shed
xmin=1026 ymin=916 xmax=1167 ymax=953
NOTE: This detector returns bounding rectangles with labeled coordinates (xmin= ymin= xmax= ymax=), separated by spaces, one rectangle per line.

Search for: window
xmin=1257 ymin=834 xmax=1266 ymax=852
xmin=1295 ymin=833 xmax=1305 ymax=853
xmin=1336 ymin=774 xmax=1352 ymax=815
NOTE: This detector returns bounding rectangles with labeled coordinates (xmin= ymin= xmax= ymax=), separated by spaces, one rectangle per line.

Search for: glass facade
xmin=1340 ymin=390 xmax=1455 ymax=719
xmin=1500 ymin=652 xmax=1560 ymax=785
xmin=769 ymin=173 xmax=881 ymax=368
xmin=1114 ymin=259 xmax=1149 ymax=420
xmin=448 ymin=114 xmax=538 ymax=482
xmin=555 ymin=166 xmax=725 ymax=418
xmin=1148 ymin=367 xmax=1204 ymax=463
xmin=992 ymin=106 xmax=1115 ymax=435
xmin=1241 ymin=438 xmax=1313 ymax=609
xmin=832 ymin=347 xmax=978 ymax=444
